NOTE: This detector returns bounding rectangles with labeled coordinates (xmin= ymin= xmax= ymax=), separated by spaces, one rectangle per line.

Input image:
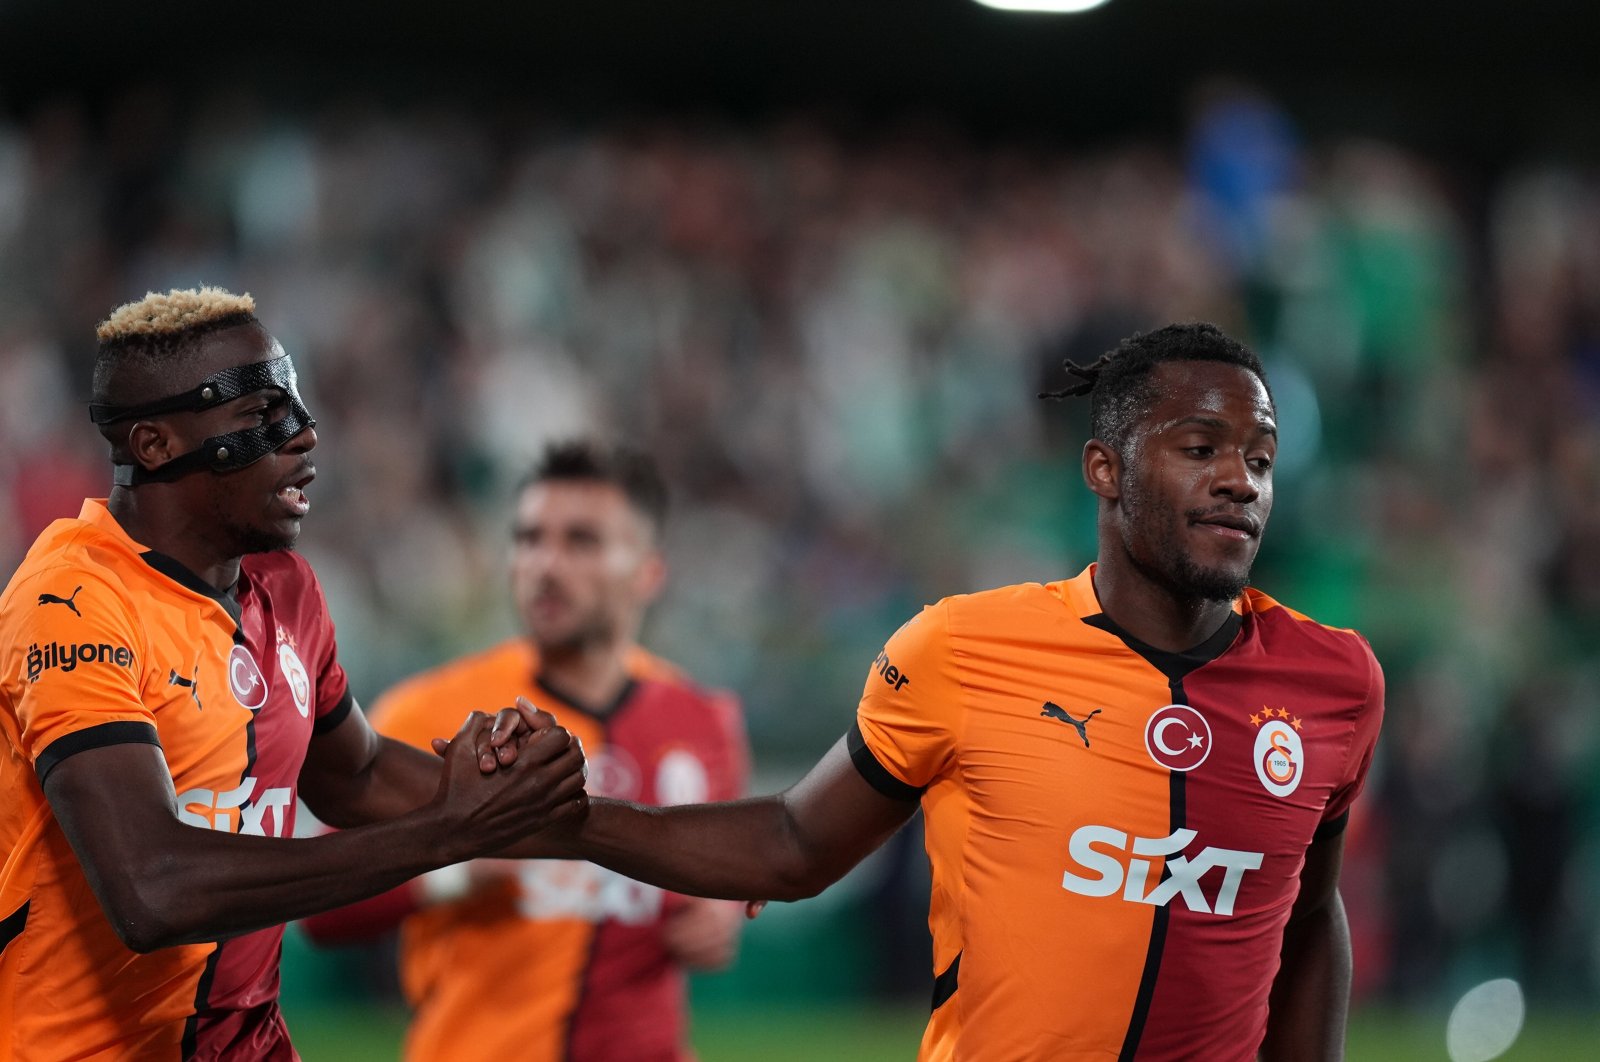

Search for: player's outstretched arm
xmin=297 ymin=700 xmax=559 ymax=828
xmin=540 ymin=735 xmax=919 ymax=901
xmin=1258 ymin=829 xmax=1351 ymax=1062
xmin=42 ymin=711 xmax=587 ymax=953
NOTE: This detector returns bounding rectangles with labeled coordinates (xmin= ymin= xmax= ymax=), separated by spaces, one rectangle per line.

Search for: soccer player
xmin=523 ymin=323 xmax=1385 ymax=1061
xmin=0 ymin=288 xmax=587 ymax=1059
xmin=301 ymin=441 xmax=749 ymax=1062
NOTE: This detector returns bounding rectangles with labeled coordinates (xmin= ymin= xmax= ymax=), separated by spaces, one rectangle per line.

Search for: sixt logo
xmin=515 ymin=860 xmax=663 ymax=925
xmin=176 ymin=778 xmax=293 ymax=837
xmin=1061 ymin=825 xmax=1264 ymax=916
xmin=27 ymin=641 xmax=135 ymax=683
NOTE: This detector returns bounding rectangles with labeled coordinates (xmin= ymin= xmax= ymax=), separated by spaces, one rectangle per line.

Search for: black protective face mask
xmin=89 ymin=355 xmax=316 ymax=486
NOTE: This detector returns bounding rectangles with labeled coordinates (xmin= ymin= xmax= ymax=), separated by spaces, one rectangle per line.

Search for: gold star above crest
xmin=1291 ymin=716 xmax=1304 ymax=731
xmin=1249 ymin=711 xmax=1262 ymax=727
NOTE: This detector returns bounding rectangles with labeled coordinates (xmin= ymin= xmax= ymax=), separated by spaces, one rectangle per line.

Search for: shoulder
xmin=371 ymin=639 xmax=533 ymax=726
xmin=241 ymin=549 xmax=321 ymax=592
xmin=2 ymin=520 xmax=143 ymax=623
xmin=1240 ymin=587 xmax=1381 ymax=681
xmin=917 ymin=581 xmax=1065 ymax=641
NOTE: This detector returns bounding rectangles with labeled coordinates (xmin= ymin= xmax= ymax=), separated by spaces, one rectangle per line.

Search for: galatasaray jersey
xmin=851 ymin=565 xmax=1384 ymax=1062
xmin=0 ymin=500 xmax=352 ymax=1061
xmin=369 ymin=639 xmax=748 ymax=1062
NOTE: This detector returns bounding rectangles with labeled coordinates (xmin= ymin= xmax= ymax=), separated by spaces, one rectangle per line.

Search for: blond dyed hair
xmin=96 ymin=286 xmax=257 ymax=345
xmin=91 ymin=286 xmax=264 ymax=414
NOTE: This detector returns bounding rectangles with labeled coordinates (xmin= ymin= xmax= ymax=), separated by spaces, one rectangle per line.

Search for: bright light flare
xmin=1446 ymin=978 xmax=1526 ymax=1062
xmin=971 ymin=0 xmax=1114 ymax=12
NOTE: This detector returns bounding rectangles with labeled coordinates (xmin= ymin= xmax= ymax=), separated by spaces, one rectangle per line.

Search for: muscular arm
xmin=297 ymin=702 xmax=453 ymax=827
xmin=44 ymin=715 xmax=585 ymax=954
xmin=544 ymin=737 xmax=919 ymax=902
xmin=1259 ymin=828 xmax=1351 ymax=1062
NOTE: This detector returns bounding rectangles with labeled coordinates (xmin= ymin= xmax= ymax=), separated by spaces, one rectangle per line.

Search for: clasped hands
xmin=429 ymin=696 xmax=589 ymax=847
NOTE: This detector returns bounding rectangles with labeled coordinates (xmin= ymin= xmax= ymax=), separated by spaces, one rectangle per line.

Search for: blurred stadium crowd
xmin=0 ymin=85 xmax=1596 ymax=1010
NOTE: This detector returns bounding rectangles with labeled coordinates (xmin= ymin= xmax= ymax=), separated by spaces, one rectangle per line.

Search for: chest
xmin=576 ymin=695 xmax=722 ymax=807
xmin=943 ymin=638 xmax=1363 ymax=917
xmin=139 ymin=599 xmax=325 ymax=837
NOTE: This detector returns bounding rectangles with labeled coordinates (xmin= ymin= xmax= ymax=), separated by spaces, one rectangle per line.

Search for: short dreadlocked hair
xmin=91 ymin=287 xmax=261 ymax=411
xmin=518 ymin=439 xmax=669 ymax=538
xmin=1041 ymin=322 xmax=1272 ymax=454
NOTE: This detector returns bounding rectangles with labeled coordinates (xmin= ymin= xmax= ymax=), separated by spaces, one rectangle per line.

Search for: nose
xmin=1212 ymin=451 xmax=1258 ymax=502
xmin=283 ymin=420 xmax=318 ymax=454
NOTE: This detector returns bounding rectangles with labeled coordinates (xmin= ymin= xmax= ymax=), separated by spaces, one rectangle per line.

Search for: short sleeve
xmin=294 ymin=566 xmax=352 ymax=731
xmin=851 ymin=599 xmax=963 ymax=800
xmin=3 ymin=572 xmax=154 ymax=772
xmin=1320 ymin=640 xmax=1385 ymax=830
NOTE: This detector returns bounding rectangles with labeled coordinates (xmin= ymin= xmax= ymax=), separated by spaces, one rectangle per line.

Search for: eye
xmin=1250 ymin=455 xmax=1274 ymax=472
xmin=1182 ymin=446 xmax=1215 ymax=459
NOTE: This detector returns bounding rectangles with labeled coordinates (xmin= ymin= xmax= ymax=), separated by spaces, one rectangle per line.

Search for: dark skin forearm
xmin=1259 ymin=834 xmax=1351 ymax=1062
xmin=539 ymin=738 xmax=918 ymax=900
xmin=46 ymin=711 xmax=586 ymax=953
xmin=298 ymin=729 xmax=446 ymax=827
xmin=54 ymin=759 xmax=456 ymax=948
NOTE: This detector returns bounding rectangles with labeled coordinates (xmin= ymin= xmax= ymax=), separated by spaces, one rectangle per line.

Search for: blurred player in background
xmin=0 ymin=289 xmax=586 ymax=1060
xmin=303 ymin=439 xmax=749 ymax=1062
xmin=519 ymin=324 xmax=1385 ymax=1061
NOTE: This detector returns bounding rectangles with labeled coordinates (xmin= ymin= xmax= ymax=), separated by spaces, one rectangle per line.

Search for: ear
xmin=1082 ymin=439 xmax=1122 ymax=502
xmin=125 ymin=419 xmax=184 ymax=472
xmin=634 ymin=551 xmax=667 ymax=605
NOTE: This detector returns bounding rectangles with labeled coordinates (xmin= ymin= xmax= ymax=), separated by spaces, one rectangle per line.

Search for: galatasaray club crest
xmin=278 ymin=641 xmax=312 ymax=718
xmin=1250 ymin=708 xmax=1305 ymax=797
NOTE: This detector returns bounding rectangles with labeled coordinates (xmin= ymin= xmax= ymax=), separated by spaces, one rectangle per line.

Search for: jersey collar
xmin=76 ymin=499 xmax=244 ymax=631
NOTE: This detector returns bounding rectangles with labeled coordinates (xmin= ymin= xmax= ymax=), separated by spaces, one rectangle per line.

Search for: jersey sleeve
xmin=298 ymin=561 xmax=354 ymax=734
xmin=1319 ymin=639 xmax=1385 ymax=833
xmin=850 ymin=599 xmax=963 ymax=800
xmin=3 ymin=571 xmax=157 ymax=779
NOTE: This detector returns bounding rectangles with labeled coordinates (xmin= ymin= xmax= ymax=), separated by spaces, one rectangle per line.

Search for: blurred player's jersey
xmin=370 ymin=639 xmax=749 ymax=1062
xmin=0 ymin=499 xmax=352 ymax=1061
xmin=852 ymin=565 xmax=1383 ymax=1062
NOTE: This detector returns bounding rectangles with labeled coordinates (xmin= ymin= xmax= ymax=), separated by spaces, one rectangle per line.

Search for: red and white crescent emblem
xmin=1143 ymin=704 xmax=1212 ymax=772
xmin=228 ymin=645 xmax=268 ymax=710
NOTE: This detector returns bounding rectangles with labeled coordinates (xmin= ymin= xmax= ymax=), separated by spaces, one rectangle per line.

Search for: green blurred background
xmin=4 ymin=0 xmax=1600 ymax=1057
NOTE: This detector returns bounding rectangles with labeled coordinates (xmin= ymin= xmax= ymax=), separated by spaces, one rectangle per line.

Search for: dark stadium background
xmin=3 ymin=1 xmax=1597 ymax=1057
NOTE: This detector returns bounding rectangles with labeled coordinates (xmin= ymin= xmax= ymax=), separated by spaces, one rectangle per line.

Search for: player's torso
xmin=0 ymin=544 xmax=326 ymax=1059
xmin=923 ymin=584 xmax=1368 ymax=1060
xmin=388 ymin=646 xmax=735 ymax=1062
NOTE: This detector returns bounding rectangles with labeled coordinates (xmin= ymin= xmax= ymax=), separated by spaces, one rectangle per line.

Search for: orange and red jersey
xmin=852 ymin=565 xmax=1384 ymax=1062
xmin=319 ymin=638 xmax=748 ymax=1062
xmin=0 ymin=500 xmax=352 ymax=1061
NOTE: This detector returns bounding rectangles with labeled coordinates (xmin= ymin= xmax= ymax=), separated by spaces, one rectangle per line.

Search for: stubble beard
xmin=212 ymin=496 xmax=299 ymax=558
xmin=1121 ymin=478 xmax=1252 ymax=605
xmin=530 ymin=605 xmax=615 ymax=659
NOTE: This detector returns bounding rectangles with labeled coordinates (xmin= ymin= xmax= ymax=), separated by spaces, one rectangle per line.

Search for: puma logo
xmin=1041 ymin=702 xmax=1101 ymax=747
xmin=37 ymin=586 xmax=83 ymax=617
xmin=170 ymin=669 xmax=203 ymax=710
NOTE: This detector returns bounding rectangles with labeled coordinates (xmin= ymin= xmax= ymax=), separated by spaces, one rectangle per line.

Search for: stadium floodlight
xmin=971 ymin=0 xmax=1114 ymax=12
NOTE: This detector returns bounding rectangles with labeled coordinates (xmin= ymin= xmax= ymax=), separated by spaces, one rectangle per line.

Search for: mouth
xmin=276 ymin=465 xmax=315 ymax=518
xmin=1190 ymin=510 xmax=1260 ymax=541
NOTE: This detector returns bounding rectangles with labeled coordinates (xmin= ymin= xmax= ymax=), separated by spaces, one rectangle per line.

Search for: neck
xmin=1090 ymin=556 xmax=1235 ymax=654
xmin=108 ymin=487 xmax=243 ymax=592
xmin=535 ymin=638 xmax=633 ymax=712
